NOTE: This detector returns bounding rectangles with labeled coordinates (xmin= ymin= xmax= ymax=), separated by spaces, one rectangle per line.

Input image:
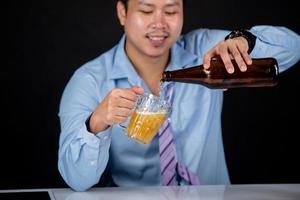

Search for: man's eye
xmin=165 ymin=11 xmax=177 ymax=15
xmin=140 ymin=10 xmax=153 ymax=14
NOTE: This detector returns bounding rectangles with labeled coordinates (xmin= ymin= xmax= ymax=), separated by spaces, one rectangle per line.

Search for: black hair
xmin=118 ymin=0 xmax=186 ymax=10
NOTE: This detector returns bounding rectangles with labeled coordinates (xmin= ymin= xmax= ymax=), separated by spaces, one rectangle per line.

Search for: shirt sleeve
xmin=58 ymin=69 xmax=111 ymax=191
xmin=180 ymin=28 xmax=230 ymax=57
xmin=182 ymin=26 xmax=300 ymax=74
xmin=249 ymin=25 xmax=300 ymax=73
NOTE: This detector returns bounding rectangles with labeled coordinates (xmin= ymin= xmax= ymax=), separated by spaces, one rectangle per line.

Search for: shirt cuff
xmin=249 ymin=37 xmax=268 ymax=58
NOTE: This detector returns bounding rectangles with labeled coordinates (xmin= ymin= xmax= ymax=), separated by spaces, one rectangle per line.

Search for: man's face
xmin=117 ymin=0 xmax=183 ymax=59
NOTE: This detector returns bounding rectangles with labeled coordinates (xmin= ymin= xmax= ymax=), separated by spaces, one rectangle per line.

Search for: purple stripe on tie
xmin=160 ymin=144 xmax=174 ymax=162
xmin=162 ymin=161 xmax=177 ymax=185
xmin=159 ymin=137 xmax=173 ymax=156
xmin=161 ymin=156 xmax=175 ymax=174
xmin=163 ymin=160 xmax=177 ymax=176
xmin=162 ymin=166 xmax=177 ymax=184
xmin=159 ymin=131 xmax=172 ymax=151
xmin=159 ymin=126 xmax=173 ymax=151
xmin=166 ymin=174 xmax=176 ymax=185
xmin=159 ymin=126 xmax=171 ymax=142
xmin=162 ymin=170 xmax=175 ymax=185
xmin=158 ymin=122 xmax=170 ymax=137
xmin=160 ymin=151 xmax=174 ymax=171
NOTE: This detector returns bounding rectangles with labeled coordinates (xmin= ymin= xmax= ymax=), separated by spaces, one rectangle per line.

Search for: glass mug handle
xmin=118 ymin=94 xmax=141 ymax=129
xmin=119 ymin=122 xmax=127 ymax=129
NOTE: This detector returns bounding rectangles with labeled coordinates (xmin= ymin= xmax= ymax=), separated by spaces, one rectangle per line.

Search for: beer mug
xmin=120 ymin=93 xmax=171 ymax=144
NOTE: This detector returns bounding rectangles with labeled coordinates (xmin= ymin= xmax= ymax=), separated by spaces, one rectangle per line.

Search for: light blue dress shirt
xmin=58 ymin=26 xmax=300 ymax=191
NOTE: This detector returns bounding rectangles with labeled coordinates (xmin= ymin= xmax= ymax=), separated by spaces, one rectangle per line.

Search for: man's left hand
xmin=203 ymin=36 xmax=252 ymax=73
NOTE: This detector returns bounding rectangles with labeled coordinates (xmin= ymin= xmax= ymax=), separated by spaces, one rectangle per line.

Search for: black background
xmin=2 ymin=0 xmax=299 ymax=189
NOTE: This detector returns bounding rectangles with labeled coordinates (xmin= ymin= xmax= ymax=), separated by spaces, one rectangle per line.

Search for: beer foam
xmin=136 ymin=111 xmax=167 ymax=115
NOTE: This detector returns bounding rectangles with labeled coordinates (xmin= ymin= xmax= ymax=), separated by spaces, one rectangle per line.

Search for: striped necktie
xmin=159 ymin=83 xmax=200 ymax=185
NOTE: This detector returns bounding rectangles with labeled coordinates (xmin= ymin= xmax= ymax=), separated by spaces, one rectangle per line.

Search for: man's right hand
xmin=88 ymin=86 xmax=144 ymax=134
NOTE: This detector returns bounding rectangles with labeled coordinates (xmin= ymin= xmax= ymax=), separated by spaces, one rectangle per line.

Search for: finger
xmin=118 ymin=88 xmax=138 ymax=101
xmin=117 ymin=116 xmax=129 ymax=124
xmin=107 ymin=89 xmax=135 ymax=109
xmin=131 ymin=86 xmax=144 ymax=95
xmin=106 ymin=106 xmax=132 ymax=123
xmin=237 ymin=46 xmax=252 ymax=65
xmin=228 ymin=44 xmax=247 ymax=72
xmin=117 ymin=98 xmax=136 ymax=110
xmin=219 ymin=49 xmax=234 ymax=74
xmin=203 ymin=49 xmax=216 ymax=69
xmin=111 ymin=116 xmax=128 ymax=125
xmin=115 ymin=107 xmax=134 ymax=117
xmin=120 ymin=87 xmax=145 ymax=101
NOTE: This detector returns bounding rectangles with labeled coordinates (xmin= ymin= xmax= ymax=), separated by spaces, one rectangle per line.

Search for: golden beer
xmin=126 ymin=111 xmax=168 ymax=144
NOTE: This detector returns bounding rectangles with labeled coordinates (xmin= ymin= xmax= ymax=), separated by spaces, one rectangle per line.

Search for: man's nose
xmin=151 ymin=11 xmax=167 ymax=29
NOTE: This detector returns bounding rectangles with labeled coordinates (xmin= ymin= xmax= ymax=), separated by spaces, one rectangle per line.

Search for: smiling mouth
xmin=146 ymin=34 xmax=169 ymax=46
xmin=148 ymin=35 xmax=167 ymax=40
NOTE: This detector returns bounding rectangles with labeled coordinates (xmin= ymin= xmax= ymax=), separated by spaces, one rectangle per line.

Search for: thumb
xmin=203 ymin=52 xmax=214 ymax=69
xmin=131 ymin=86 xmax=144 ymax=95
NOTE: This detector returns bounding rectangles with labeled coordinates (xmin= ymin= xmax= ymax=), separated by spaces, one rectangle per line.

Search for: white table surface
xmin=1 ymin=184 xmax=299 ymax=200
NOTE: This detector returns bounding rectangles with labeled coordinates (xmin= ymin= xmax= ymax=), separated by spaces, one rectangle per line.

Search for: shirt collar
xmin=109 ymin=35 xmax=199 ymax=82
xmin=109 ymin=35 xmax=139 ymax=81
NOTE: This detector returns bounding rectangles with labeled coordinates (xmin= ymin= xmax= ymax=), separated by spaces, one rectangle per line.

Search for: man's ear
xmin=117 ymin=1 xmax=127 ymax=26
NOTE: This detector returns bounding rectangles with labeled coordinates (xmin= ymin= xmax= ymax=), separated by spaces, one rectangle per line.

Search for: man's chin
xmin=145 ymin=48 xmax=169 ymax=58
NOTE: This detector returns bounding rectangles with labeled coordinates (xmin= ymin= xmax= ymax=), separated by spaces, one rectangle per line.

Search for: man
xmin=58 ymin=0 xmax=300 ymax=191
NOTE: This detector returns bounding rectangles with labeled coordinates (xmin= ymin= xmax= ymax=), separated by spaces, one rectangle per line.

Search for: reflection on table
xmin=52 ymin=184 xmax=300 ymax=200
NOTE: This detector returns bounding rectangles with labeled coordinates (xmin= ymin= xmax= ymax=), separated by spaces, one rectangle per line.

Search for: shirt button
xmin=93 ymin=139 xmax=98 ymax=144
xmin=104 ymin=136 xmax=109 ymax=140
xmin=90 ymin=161 xmax=96 ymax=166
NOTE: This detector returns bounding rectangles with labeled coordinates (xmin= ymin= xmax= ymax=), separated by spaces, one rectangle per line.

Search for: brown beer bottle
xmin=161 ymin=56 xmax=279 ymax=89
